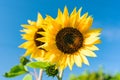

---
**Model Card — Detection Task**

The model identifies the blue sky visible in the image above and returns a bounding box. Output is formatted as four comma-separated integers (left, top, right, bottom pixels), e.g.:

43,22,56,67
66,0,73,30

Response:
0,0,120,80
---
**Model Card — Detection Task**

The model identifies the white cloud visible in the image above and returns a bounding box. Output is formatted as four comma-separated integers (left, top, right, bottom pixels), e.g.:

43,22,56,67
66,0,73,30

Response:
102,28,120,42
92,22,120,42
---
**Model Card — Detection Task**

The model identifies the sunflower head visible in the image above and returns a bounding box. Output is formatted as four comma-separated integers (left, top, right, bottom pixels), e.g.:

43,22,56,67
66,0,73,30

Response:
19,13,46,60
37,6,101,70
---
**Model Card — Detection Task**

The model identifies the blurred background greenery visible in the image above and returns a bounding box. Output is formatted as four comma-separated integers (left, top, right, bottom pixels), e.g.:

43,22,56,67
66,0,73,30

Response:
70,68,120,80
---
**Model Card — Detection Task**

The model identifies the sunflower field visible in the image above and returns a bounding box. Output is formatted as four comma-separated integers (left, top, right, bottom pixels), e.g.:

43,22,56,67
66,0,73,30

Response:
70,69,120,80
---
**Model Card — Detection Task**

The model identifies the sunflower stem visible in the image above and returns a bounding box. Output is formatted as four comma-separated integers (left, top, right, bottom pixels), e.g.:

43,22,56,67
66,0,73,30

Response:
57,70,63,80
57,76,62,80
29,72,37,80
34,69,38,80
30,59,39,80
38,69,43,80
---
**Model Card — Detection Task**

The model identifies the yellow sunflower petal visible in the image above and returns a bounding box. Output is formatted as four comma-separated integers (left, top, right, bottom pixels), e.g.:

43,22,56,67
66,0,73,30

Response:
36,37,45,42
21,24,32,29
80,49,97,57
46,15,54,21
37,13,43,26
37,32,46,36
28,20,36,25
56,9,63,24
21,34,34,40
67,55,74,70
57,9,63,18
70,7,76,17
84,36,100,45
80,54,89,65
85,45,99,51
94,39,101,44
23,50,31,56
69,12,77,27
19,41,34,49
59,54,67,71
20,28,36,34
74,7,82,27
45,52,58,64
63,6,69,17
69,7,78,27
88,28,102,33
63,6,69,27
23,47,36,56
20,29,27,32
81,12,88,19
74,53,82,67
48,19,62,32
80,16,93,33
77,12,89,32
31,49,44,58
84,28,102,38
77,7,82,18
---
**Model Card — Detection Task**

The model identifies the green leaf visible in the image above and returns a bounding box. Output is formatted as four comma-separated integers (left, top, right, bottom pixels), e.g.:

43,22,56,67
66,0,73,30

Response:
4,64,28,78
27,61,50,69
20,56,30,65
23,74,32,80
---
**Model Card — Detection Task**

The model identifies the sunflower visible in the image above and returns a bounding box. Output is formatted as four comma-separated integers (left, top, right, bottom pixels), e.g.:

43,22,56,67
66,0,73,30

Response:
19,13,45,59
37,7,102,70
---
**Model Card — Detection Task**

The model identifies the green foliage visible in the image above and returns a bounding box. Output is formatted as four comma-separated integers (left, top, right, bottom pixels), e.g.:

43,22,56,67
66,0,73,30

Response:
20,56,30,65
26,61,50,69
4,64,28,78
45,65,58,77
4,56,52,79
70,69,120,80
23,74,32,80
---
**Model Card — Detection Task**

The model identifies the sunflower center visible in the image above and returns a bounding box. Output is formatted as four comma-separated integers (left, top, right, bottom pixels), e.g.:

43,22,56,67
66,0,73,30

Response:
56,27,83,54
64,33,74,44
34,28,45,47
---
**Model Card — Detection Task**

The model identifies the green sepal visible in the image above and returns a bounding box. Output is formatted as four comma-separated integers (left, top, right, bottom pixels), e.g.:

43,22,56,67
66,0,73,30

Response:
20,56,30,65
26,61,50,69
4,64,28,78
45,65,58,77
23,74,32,80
